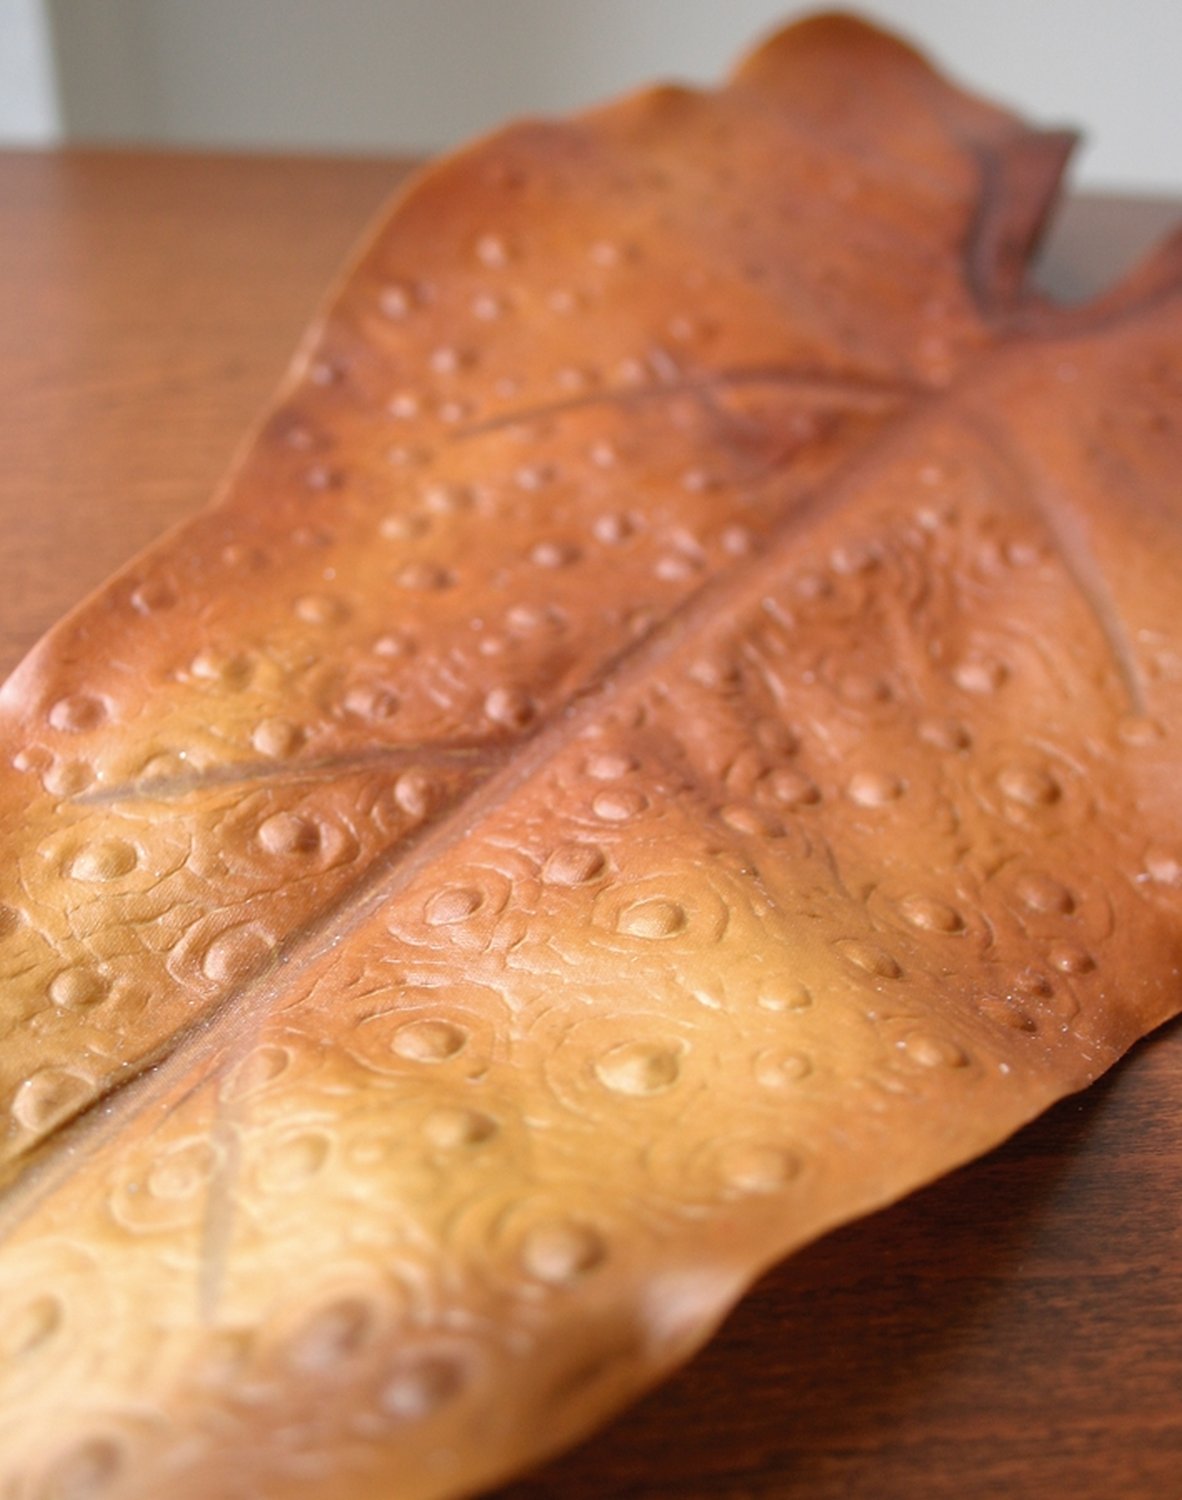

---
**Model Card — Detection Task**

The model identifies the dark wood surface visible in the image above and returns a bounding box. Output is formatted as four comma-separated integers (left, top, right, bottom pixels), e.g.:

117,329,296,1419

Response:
1,149,1179,1500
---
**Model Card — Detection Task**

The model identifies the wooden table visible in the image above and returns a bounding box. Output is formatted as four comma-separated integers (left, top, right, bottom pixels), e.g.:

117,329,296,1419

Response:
1,150,1179,1500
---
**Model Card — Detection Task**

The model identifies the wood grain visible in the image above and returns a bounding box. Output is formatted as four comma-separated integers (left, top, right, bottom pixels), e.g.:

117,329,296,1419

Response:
0,147,1178,1500
0,148,406,673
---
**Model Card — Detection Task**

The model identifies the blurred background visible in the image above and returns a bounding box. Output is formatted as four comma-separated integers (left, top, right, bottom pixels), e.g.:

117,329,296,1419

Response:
1,0,1179,193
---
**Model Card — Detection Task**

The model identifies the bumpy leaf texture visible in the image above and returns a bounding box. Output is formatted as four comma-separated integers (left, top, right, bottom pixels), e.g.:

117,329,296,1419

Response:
2,12,1181,1499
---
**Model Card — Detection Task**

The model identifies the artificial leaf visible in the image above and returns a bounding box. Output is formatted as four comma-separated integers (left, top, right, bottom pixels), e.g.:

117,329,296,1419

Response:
1,13,1181,1499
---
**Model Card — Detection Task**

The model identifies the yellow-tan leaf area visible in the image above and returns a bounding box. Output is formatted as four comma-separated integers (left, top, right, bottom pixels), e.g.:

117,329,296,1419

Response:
2,13,1182,1500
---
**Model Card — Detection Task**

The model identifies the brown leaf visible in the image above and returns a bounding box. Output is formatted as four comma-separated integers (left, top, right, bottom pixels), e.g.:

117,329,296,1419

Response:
1,13,1180,1499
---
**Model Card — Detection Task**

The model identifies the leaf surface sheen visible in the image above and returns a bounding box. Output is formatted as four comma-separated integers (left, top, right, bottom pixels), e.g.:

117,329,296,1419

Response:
1,14,1181,1499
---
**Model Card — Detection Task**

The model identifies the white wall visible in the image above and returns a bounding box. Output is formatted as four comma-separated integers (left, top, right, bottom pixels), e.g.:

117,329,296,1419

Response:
0,0,59,142
15,0,1182,192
